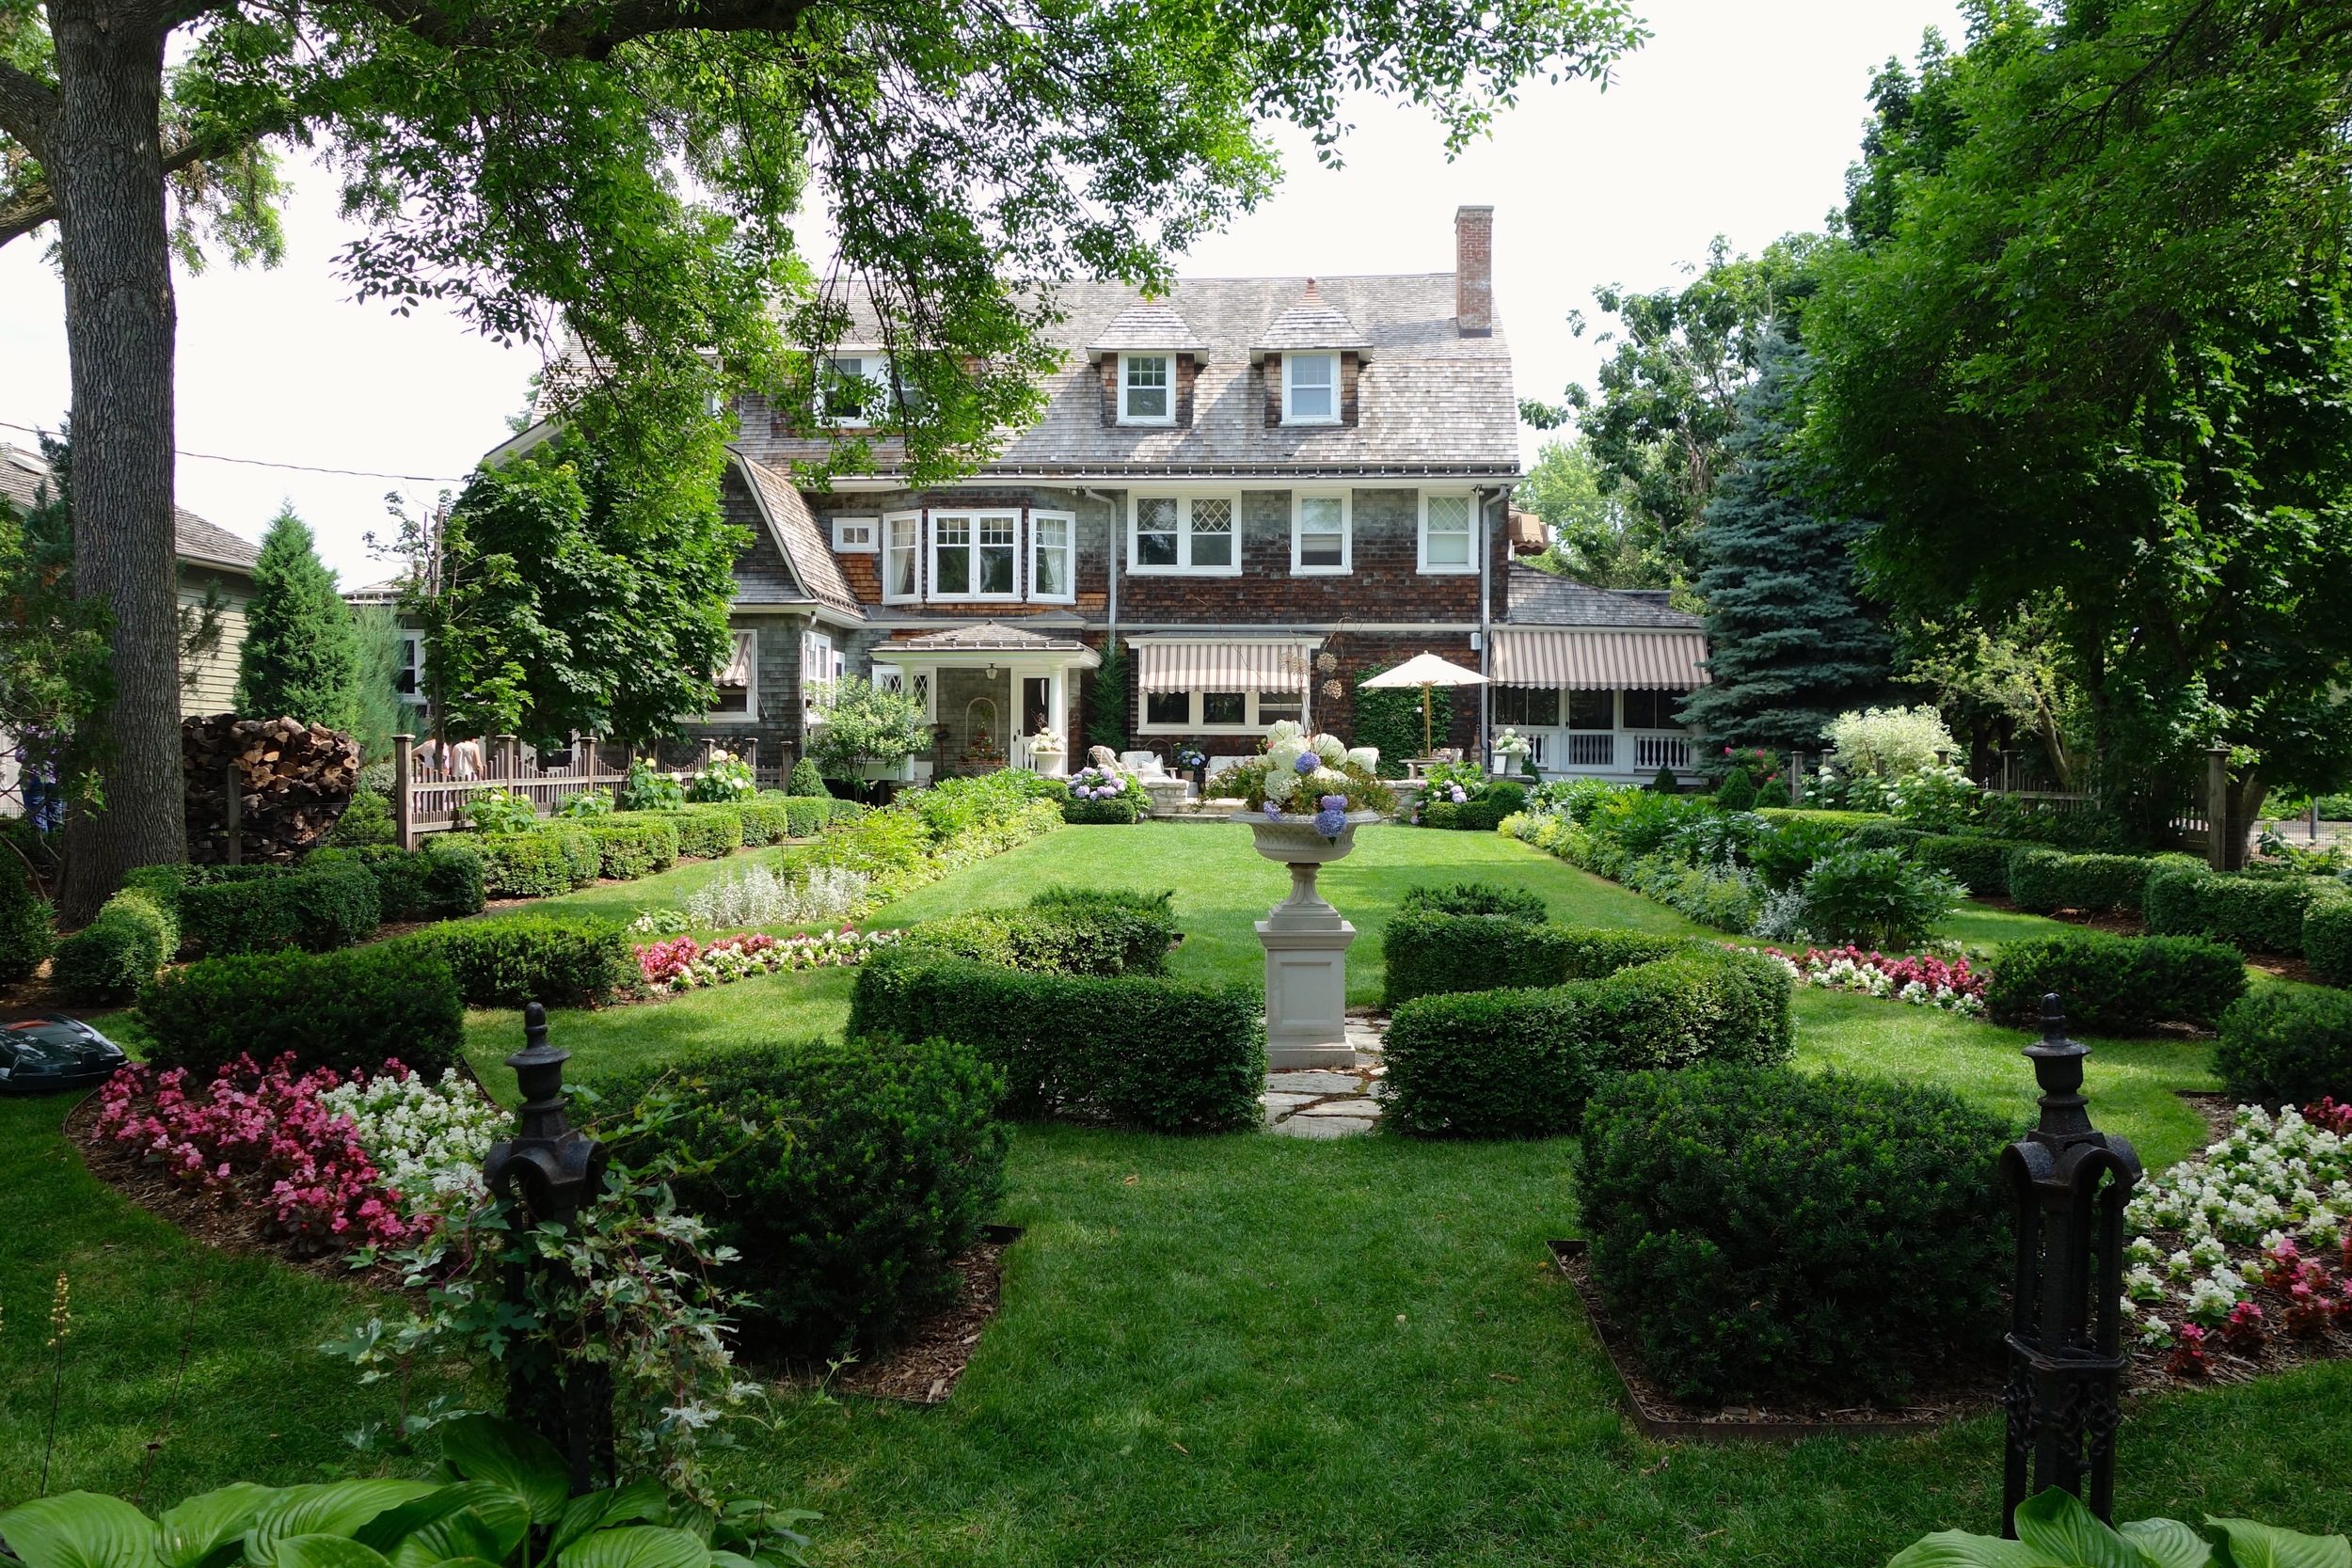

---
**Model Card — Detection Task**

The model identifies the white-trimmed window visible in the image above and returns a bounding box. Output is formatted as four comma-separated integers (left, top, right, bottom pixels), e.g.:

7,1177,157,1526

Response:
799,630,838,724
1129,493,1239,575
1029,510,1076,603
1420,492,1476,573
706,628,756,720
1292,492,1350,574
395,632,426,705
930,511,1019,600
819,356,881,426
1283,353,1339,424
1120,354,1174,424
831,515,877,552
881,513,920,602
871,661,935,721
1139,689,1307,734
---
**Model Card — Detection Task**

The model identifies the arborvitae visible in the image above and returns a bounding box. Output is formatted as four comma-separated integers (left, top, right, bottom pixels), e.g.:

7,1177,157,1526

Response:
787,757,829,797
236,507,362,731
1679,336,1891,759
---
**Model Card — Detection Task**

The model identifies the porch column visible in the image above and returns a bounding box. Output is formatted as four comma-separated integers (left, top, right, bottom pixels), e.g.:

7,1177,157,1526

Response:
1041,667,1069,778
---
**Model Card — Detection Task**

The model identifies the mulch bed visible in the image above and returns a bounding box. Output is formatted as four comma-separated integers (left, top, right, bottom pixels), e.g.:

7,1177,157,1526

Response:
1969,895,2144,938
769,1227,1024,1405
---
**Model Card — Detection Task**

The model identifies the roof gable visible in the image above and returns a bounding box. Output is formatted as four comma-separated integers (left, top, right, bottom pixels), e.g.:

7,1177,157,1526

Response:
1256,280,1370,354
0,444,260,573
731,453,863,619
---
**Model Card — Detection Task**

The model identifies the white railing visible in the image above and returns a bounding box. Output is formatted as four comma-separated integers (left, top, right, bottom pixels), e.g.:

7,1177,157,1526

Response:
396,735,758,847
1632,733,1691,772
1562,733,1614,768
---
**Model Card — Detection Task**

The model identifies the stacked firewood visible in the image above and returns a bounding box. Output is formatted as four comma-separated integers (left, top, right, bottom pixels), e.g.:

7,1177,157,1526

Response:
182,715,360,863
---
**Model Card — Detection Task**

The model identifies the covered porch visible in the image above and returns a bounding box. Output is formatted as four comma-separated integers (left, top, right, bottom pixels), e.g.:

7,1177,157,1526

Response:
1486,626,1709,781
867,621,1101,780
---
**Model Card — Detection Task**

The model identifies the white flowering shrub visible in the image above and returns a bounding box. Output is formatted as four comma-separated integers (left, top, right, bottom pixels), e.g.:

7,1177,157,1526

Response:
320,1067,505,1218
683,863,871,929
1823,705,1957,777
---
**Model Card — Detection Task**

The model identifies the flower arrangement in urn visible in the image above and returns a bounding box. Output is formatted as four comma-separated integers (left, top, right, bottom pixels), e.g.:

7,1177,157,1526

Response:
1211,721,1394,836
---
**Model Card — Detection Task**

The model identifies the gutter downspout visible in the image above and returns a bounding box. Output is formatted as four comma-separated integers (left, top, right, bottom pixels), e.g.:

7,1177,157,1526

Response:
1082,488,1121,741
1476,485,1501,766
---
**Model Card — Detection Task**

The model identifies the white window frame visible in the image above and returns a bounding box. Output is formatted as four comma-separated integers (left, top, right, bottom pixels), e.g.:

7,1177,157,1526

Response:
1118,353,1175,425
819,355,881,428
1418,490,1479,575
1137,688,1309,736
830,515,878,553
1028,509,1077,604
881,512,921,604
704,628,758,723
396,632,427,705
1126,492,1242,577
928,511,1021,602
1282,352,1340,425
1290,491,1351,575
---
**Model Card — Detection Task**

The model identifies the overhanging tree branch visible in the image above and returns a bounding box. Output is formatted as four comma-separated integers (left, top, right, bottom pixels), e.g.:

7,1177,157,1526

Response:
0,58,60,150
358,0,820,60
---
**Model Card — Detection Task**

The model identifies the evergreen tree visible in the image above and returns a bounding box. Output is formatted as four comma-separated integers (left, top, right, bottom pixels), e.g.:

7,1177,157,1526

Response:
1678,337,1890,761
236,508,362,732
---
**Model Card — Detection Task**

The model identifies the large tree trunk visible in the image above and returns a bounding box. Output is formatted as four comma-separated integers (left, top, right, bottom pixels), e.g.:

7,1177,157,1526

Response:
48,0,185,923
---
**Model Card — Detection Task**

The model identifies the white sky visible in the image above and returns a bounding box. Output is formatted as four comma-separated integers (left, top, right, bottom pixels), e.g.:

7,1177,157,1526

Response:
0,0,1960,585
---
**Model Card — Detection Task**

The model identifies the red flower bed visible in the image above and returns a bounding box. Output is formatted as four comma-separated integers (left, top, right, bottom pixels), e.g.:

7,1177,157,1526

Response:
93,1053,421,1256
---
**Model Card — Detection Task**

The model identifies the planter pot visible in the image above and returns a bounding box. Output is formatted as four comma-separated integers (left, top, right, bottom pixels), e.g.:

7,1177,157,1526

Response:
1232,811,1383,1069
1232,809,1385,865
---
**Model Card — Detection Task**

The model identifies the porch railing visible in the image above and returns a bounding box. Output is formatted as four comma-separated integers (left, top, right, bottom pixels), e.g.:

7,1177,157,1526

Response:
393,735,756,848
1561,733,1613,768
1632,733,1692,772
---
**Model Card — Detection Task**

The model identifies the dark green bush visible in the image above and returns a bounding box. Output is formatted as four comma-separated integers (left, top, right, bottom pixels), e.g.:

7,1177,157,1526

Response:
849,952,1262,1131
2307,897,2352,988
405,913,636,1007
538,824,602,888
2144,864,2328,954
610,1036,1008,1354
466,831,578,900
2215,988,2352,1106
787,757,829,797
625,806,743,860
2007,849,2161,915
0,852,53,984
310,841,486,922
782,796,859,838
326,789,397,847
1912,835,2036,898
1575,1065,2010,1403
1418,783,1526,832
1382,943,1794,1137
1747,814,1875,890
1396,880,1549,922
1798,847,1960,949
52,890,178,1001
1380,913,1686,1009
581,818,680,879
177,862,381,956
1714,769,1756,812
1849,821,1928,853
1985,931,2246,1031
140,943,463,1075
1060,790,1149,824
735,798,792,846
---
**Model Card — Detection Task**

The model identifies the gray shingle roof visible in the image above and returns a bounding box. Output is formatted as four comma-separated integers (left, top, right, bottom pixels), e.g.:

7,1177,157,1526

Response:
0,443,260,573
1086,300,1208,356
881,621,1093,654
731,452,863,618
735,272,1518,478
1502,562,1703,629
1256,280,1370,353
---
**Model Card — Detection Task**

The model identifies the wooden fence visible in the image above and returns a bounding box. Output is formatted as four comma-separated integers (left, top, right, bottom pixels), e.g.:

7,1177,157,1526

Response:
391,734,759,849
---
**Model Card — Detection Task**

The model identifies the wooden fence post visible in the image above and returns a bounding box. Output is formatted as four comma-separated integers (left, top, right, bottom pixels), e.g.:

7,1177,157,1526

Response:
2206,746,2232,871
1788,750,1804,808
394,734,416,851
223,761,242,865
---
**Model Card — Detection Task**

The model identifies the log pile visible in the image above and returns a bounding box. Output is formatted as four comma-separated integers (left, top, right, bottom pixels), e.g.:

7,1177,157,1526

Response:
183,715,360,863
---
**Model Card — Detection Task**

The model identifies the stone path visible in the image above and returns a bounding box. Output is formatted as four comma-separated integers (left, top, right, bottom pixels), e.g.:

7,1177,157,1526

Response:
1263,1013,1388,1137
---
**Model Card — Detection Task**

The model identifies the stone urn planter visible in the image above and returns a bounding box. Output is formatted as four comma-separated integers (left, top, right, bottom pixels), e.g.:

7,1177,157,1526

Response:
1233,810,1385,1069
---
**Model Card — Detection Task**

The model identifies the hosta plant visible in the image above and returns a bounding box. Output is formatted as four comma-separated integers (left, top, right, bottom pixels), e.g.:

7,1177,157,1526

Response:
1888,1484,2346,1568
0,1415,815,1568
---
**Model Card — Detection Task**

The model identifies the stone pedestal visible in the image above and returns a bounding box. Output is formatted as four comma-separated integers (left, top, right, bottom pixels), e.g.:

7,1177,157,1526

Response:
1258,862,1358,1069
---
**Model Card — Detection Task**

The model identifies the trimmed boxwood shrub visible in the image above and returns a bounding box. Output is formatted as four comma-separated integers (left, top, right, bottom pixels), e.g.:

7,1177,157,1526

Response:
1381,943,1794,1137
1985,931,2246,1031
2144,865,2330,955
581,818,679,880
465,831,577,900
1381,912,1687,1009
735,798,792,846
1912,835,2035,897
623,806,742,860
848,951,1262,1131
2008,849,2166,914
0,852,53,984
405,913,635,1007
52,890,178,1001
1060,790,1149,825
1419,783,1526,831
1754,808,1904,834
176,862,380,956
139,943,464,1075
902,888,1178,978
609,1036,1009,1354
2215,988,2352,1106
2307,896,2352,989
1397,881,1549,921
1575,1064,2010,1402
782,795,859,838
309,841,486,922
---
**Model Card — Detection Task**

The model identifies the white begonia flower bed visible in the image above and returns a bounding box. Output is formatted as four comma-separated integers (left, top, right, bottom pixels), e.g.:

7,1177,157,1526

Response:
320,1066,506,1219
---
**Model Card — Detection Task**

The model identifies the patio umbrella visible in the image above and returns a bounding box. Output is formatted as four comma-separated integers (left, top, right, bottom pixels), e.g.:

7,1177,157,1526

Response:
1359,652,1489,760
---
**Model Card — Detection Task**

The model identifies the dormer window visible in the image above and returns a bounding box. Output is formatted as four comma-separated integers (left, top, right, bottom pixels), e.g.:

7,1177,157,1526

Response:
1284,353,1339,424
819,356,879,426
1120,355,1173,424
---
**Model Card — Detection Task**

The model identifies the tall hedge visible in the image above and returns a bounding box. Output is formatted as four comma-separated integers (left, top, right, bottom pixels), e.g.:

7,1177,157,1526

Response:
176,863,381,956
2007,849,2166,915
2144,866,2334,955
848,951,1262,1132
2307,897,2352,989
609,1037,1009,1354
140,943,464,1076
1576,1065,2010,1402
1984,931,2246,1032
0,852,53,984
1381,943,1794,1137
309,841,486,922
2214,989,2352,1107
1911,835,2034,898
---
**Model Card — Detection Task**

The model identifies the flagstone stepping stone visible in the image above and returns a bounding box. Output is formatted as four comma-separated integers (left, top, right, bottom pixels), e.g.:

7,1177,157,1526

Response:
1265,1069,1365,1096
1297,1098,1381,1117
1272,1113,1376,1138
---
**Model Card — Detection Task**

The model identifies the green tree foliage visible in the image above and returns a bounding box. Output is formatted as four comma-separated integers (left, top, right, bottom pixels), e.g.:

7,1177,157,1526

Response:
1677,336,1890,759
1085,644,1131,752
236,507,361,731
1352,664,1451,777
0,434,109,808
350,604,418,764
1523,235,1827,577
1517,436,1675,591
407,437,740,748
809,679,934,778
1808,1,2352,861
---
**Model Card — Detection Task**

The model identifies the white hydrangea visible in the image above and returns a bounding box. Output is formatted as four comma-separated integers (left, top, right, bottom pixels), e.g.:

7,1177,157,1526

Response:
1263,768,1299,805
1310,733,1346,766
1263,721,1304,748
1266,739,1308,777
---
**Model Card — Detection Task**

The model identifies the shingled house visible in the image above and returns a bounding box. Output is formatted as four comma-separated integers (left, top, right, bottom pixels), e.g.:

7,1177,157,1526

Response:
492,207,1709,783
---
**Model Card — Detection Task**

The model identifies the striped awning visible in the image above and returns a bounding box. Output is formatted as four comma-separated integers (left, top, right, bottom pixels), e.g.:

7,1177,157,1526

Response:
1489,629,1710,689
1134,639,1316,693
717,629,755,688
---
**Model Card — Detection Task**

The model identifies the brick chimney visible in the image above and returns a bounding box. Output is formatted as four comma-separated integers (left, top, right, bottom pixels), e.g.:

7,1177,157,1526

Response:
1455,205,1494,337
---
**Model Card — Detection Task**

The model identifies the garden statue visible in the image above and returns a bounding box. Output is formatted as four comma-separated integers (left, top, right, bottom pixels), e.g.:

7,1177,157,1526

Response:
1221,723,1396,1068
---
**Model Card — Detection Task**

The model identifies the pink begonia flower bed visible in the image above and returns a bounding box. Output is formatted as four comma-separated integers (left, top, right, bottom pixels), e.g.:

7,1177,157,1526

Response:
93,1053,425,1257
633,926,900,992
1740,942,1988,1016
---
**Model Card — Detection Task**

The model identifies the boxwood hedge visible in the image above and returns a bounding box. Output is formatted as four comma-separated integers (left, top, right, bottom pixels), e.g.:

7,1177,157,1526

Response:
2215,988,2352,1106
405,912,636,1007
1381,911,1685,1009
2144,865,2337,956
2007,849,2169,915
580,818,680,880
1912,835,2036,898
1984,930,2246,1031
2307,896,2352,989
140,942,464,1076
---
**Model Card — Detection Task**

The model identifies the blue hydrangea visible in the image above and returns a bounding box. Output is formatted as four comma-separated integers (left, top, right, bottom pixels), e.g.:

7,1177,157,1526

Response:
1263,801,1282,820
1312,807,1347,836
1294,752,1319,775
1318,794,1345,812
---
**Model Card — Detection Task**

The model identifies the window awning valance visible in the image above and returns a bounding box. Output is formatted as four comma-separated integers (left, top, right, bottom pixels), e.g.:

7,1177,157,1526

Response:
717,629,756,688
1489,629,1710,690
1133,639,1317,693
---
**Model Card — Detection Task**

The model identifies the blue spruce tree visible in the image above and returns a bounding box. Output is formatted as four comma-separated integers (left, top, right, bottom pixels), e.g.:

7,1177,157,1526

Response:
1678,335,1892,757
